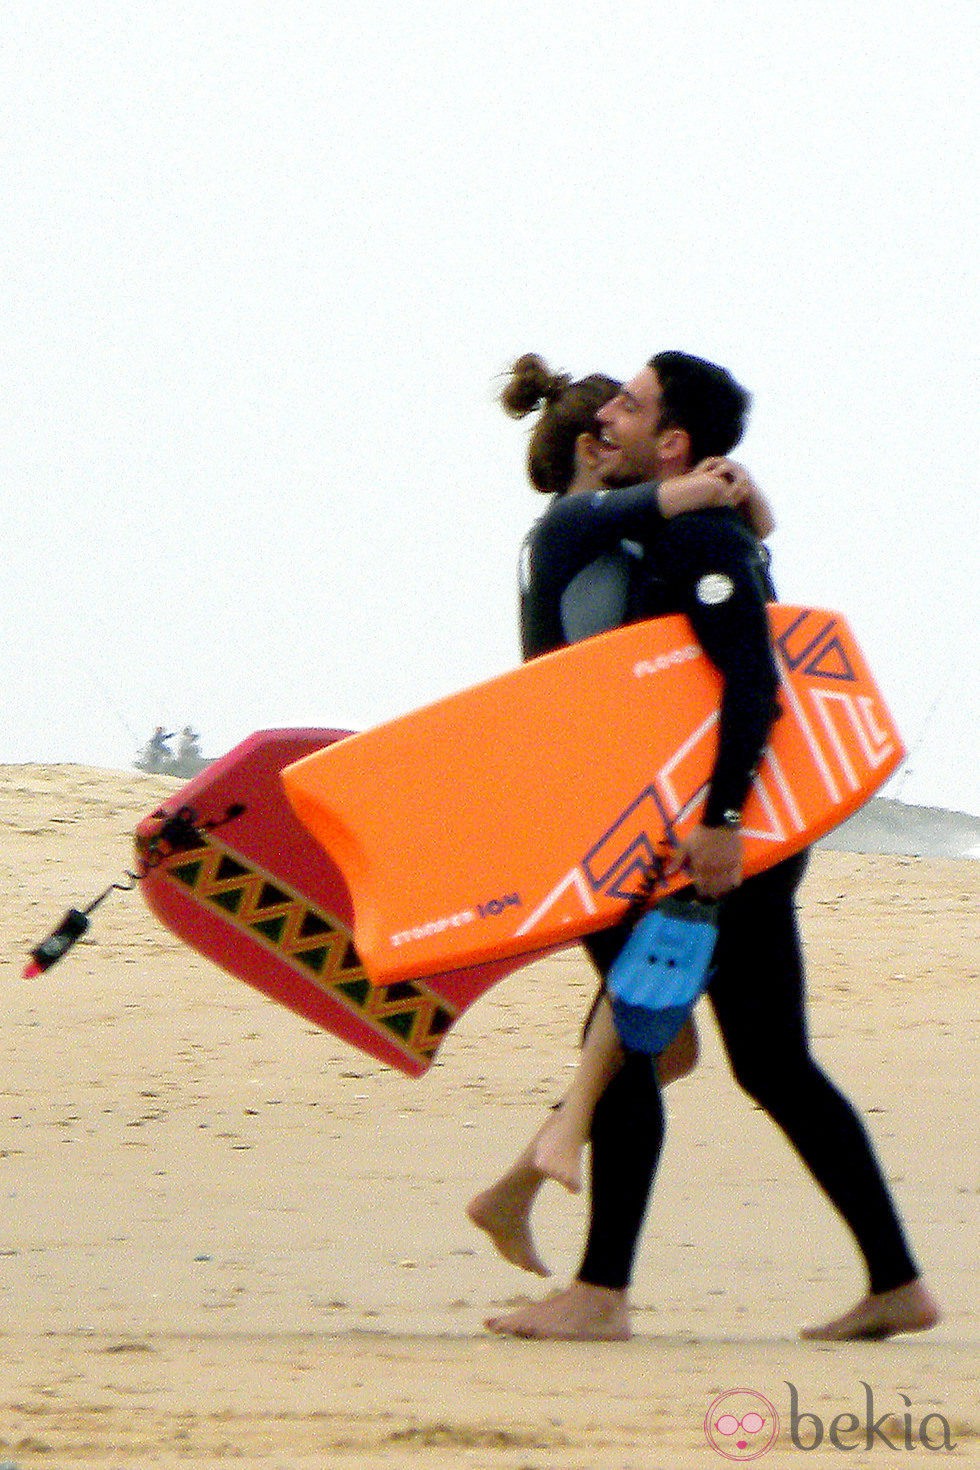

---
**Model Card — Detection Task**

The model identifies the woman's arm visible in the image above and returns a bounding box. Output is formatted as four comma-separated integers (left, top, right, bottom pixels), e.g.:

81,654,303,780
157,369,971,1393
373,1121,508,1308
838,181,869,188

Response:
660,458,775,538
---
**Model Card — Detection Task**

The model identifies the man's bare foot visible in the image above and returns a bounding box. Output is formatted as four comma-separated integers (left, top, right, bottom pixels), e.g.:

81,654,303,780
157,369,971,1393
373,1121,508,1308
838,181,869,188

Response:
532,1109,585,1194
466,1169,551,1278
800,1280,941,1341
485,1280,630,1340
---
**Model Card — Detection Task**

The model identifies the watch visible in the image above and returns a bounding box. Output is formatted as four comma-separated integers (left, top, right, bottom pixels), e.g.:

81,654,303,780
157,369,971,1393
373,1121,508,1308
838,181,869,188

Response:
714,808,742,829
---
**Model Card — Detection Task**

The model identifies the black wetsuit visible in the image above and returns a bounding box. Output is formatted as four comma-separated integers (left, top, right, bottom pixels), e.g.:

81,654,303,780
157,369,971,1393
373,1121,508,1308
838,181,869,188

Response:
520,486,919,1296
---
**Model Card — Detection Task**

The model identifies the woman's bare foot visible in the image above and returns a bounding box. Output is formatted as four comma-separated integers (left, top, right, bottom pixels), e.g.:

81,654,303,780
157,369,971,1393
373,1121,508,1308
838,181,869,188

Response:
800,1280,941,1341
486,1280,630,1340
466,1160,551,1277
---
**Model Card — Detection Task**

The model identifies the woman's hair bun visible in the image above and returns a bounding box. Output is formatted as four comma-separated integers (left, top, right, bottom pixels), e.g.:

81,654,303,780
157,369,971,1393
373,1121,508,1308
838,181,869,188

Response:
500,353,571,418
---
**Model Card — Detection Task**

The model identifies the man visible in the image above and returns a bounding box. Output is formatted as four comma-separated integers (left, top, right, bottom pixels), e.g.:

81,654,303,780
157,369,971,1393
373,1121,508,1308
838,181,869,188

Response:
486,352,939,1342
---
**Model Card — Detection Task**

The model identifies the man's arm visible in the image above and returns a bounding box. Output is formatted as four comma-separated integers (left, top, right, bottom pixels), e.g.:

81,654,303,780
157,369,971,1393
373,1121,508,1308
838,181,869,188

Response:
653,511,780,897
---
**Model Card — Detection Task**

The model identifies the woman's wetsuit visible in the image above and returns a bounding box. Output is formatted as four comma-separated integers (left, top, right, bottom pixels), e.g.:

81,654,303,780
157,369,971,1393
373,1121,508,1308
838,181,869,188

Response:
520,486,920,1296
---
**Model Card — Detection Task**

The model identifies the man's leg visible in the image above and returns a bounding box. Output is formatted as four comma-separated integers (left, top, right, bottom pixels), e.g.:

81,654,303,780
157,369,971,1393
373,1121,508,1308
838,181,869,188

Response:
709,853,939,1339
486,1050,663,1339
468,1008,695,1278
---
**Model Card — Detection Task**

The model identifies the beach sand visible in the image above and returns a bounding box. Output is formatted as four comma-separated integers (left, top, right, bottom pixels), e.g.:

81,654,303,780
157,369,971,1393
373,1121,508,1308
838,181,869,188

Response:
1,764,977,1467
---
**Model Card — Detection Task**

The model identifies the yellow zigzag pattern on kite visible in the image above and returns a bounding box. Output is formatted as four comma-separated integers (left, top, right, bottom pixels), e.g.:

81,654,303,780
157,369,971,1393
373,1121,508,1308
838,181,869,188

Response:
156,835,457,1064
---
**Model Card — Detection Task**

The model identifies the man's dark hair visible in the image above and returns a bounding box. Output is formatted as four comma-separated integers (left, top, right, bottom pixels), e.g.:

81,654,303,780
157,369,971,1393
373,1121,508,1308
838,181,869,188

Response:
650,350,751,463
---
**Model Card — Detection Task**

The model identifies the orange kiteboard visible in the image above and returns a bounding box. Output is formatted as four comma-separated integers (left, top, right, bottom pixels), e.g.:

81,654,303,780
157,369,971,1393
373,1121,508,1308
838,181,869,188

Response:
282,606,904,986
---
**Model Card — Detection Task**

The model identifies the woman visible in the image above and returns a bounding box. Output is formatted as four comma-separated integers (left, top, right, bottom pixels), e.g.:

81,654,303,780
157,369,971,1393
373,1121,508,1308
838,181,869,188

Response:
467,354,773,1277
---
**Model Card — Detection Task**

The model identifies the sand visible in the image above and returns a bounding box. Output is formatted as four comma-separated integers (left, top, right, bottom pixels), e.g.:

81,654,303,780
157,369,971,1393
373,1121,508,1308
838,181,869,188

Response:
1,763,977,1468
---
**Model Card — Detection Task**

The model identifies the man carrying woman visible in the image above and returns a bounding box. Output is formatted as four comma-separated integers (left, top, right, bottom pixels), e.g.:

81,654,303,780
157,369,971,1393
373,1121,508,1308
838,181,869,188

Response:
470,350,939,1344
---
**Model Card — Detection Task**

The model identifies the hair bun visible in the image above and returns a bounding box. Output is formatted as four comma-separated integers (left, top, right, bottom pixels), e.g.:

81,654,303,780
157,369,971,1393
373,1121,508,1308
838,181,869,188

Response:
500,353,571,418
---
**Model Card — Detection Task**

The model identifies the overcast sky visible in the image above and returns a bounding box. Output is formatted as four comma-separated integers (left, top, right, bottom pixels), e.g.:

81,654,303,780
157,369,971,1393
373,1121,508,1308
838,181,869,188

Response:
1,2,977,814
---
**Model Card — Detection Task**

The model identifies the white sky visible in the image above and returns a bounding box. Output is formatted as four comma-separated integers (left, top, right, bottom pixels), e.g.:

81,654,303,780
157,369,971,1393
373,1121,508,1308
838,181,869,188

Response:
1,2,977,814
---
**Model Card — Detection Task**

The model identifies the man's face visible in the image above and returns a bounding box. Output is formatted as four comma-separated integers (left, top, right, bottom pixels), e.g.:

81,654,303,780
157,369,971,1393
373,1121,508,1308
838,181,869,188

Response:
595,366,668,486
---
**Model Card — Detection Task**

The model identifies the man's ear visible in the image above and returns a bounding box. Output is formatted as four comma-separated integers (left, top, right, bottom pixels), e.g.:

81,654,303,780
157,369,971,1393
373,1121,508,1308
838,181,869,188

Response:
656,425,691,473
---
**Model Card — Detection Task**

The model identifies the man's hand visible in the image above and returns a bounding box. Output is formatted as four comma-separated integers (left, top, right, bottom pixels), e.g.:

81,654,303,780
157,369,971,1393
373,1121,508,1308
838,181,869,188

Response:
666,823,744,899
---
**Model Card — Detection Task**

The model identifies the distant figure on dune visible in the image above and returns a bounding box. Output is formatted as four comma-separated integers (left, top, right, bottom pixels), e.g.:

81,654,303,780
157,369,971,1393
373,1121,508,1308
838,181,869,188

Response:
136,725,209,778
